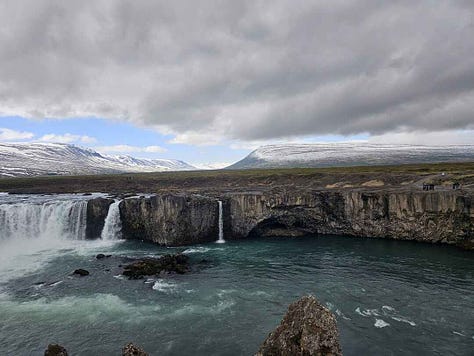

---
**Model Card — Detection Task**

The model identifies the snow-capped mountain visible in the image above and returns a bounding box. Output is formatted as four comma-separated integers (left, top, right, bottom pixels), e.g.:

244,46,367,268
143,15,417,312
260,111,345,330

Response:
0,143,195,177
228,143,474,169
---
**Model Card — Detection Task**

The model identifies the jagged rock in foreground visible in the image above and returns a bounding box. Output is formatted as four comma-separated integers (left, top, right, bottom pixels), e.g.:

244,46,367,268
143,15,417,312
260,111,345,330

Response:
122,342,148,356
44,344,68,356
256,296,342,356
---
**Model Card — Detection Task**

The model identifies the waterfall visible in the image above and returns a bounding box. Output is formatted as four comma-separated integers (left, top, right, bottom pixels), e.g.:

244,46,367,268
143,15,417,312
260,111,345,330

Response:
0,199,88,241
101,200,122,240
216,200,225,243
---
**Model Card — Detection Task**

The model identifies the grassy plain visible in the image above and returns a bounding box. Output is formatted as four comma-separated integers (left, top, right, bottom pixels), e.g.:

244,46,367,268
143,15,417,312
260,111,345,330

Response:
0,161,473,194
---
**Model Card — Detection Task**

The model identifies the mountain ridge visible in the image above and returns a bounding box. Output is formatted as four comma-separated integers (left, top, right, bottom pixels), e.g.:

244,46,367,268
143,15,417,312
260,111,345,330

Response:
228,143,474,169
0,142,195,177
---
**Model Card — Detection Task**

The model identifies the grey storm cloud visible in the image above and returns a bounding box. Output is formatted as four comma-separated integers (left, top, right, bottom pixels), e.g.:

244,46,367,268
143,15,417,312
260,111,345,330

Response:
0,0,473,144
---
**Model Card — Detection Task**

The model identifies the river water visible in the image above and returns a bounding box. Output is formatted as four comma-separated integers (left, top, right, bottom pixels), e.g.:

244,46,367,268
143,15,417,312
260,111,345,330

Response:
0,195,473,355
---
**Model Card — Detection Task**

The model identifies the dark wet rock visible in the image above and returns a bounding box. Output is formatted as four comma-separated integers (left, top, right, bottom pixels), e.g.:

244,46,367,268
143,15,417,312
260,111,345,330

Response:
72,269,89,276
122,342,148,356
120,194,219,246
86,197,114,239
44,344,68,356
122,254,190,279
82,192,92,196
256,295,342,356
96,253,106,259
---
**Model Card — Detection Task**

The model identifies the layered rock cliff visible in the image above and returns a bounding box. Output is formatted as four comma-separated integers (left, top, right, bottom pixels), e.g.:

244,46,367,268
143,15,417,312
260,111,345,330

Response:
95,190,473,249
119,195,219,246
227,190,473,248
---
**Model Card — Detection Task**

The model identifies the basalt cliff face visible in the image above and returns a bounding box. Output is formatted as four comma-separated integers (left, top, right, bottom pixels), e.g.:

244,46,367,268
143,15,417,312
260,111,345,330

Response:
119,195,219,246
86,190,473,249
86,197,114,239
225,190,473,248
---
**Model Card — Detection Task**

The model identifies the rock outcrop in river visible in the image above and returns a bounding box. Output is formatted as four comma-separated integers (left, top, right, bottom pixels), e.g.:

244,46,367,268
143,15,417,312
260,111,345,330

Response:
256,295,342,356
87,189,473,249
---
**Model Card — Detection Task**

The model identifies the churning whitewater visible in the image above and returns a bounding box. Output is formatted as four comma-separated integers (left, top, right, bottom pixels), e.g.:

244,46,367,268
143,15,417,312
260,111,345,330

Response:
0,195,88,241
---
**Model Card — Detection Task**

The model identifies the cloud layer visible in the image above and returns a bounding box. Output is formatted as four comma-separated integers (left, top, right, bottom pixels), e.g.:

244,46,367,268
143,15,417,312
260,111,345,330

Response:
0,0,473,144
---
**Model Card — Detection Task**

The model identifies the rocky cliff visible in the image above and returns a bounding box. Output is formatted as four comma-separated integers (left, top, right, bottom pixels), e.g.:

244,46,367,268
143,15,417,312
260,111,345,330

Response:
226,190,473,249
86,197,114,239
104,190,473,249
119,194,219,246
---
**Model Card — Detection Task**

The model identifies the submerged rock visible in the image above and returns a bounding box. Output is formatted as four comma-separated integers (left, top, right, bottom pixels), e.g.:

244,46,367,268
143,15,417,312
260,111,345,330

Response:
96,253,106,259
122,254,189,279
72,269,90,276
256,295,342,356
44,344,68,356
122,342,148,356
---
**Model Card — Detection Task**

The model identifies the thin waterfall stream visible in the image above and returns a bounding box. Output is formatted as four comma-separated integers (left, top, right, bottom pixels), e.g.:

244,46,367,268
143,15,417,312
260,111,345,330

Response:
216,200,225,243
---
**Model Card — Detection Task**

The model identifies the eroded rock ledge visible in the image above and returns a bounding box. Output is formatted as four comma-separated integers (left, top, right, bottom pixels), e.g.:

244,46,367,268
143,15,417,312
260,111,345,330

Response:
86,189,473,248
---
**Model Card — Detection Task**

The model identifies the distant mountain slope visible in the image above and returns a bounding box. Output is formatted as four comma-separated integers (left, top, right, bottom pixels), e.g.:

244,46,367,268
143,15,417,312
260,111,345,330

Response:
0,143,195,177
228,143,474,169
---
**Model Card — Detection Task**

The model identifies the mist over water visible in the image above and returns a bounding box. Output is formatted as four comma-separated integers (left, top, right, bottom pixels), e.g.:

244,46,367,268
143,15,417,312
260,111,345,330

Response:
0,195,473,355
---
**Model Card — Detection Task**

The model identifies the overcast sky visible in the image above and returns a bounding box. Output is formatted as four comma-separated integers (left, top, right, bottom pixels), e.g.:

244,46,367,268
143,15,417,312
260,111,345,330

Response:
0,0,473,164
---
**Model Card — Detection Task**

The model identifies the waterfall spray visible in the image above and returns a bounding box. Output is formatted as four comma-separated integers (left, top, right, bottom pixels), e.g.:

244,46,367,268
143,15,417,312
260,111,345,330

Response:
216,200,225,243
101,200,122,240
0,199,88,241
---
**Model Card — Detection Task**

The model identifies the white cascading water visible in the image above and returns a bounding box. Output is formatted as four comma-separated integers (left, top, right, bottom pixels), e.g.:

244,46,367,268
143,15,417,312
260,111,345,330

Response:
216,200,225,243
101,200,122,240
0,199,88,241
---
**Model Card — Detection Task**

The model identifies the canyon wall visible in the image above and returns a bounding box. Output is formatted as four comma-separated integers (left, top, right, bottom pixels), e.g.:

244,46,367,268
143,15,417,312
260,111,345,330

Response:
225,190,473,249
86,190,473,248
119,194,219,246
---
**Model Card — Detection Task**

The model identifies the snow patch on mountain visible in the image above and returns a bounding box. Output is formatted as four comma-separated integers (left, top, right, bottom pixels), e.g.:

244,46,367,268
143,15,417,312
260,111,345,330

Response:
0,143,195,177
228,143,474,169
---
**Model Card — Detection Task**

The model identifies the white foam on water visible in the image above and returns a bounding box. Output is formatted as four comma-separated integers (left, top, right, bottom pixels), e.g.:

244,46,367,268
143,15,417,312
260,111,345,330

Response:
374,319,390,328
182,247,211,254
355,307,380,317
152,279,177,293
49,281,63,287
391,316,416,326
382,305,416,326
0,293,162,324
170,299,235,318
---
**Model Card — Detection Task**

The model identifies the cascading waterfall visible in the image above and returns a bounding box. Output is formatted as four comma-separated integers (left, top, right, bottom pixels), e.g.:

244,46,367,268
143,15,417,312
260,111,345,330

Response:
0,199,88,241
216,200,225,243
101,200,122,240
